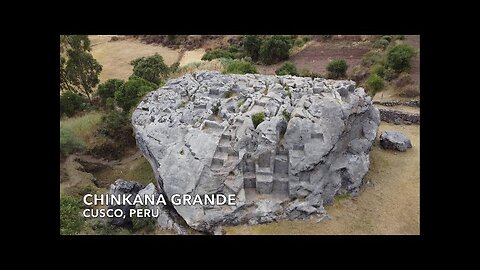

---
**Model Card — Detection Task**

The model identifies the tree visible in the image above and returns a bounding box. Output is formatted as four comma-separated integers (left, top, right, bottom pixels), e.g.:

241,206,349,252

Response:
259,36,292,65
131,53,169,85
60,35,102,102
243,35,262,61
96,79,124,106
114,76,157,112
60,90,89,117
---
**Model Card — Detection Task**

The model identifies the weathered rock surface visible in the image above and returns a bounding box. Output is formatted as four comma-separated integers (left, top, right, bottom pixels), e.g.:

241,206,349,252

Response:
380,131,412,152
132,71,380,232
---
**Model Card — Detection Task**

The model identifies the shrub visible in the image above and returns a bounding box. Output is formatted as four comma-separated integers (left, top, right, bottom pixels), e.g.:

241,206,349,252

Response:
60,91,89,117
282,110,291,122
394,73,413,88
96,79,124,106
223,90,236,98
383,67,398,81
115,76,157,112
169,62,180,73
302,35,312,42
202,45,243,61
60,194,85,235
285,86,292,99
326,59,348,79
299,68,321,78
373,38,390,49
361,51,384,67
259,35,293,65
371,64,385,78
131,53,169,84
252,112,265,129
60,128,84,157
386,44,415,72
98,111,133,144
294,38,306,47
243,35,262,61
396,35,406,40
275,62,298,76
366,74,385,95
381,35,393,42
223,59,257,74
399,84,420,98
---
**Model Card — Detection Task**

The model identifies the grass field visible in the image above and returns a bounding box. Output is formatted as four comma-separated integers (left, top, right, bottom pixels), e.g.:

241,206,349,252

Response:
60,111,104,147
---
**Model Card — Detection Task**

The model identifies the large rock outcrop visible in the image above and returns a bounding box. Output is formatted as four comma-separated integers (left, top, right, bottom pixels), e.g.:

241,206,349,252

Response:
132,71,380,232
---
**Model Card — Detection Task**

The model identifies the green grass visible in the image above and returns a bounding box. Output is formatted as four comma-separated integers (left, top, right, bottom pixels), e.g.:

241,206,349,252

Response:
60,111,104,147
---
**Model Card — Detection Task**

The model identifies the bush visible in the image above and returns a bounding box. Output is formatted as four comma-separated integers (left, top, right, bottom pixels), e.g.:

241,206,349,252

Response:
394,73,413,88
275,62,298,76
386,44,415,72
361,51,384,67
259,35,293,65
60,128,84,157
98,111,133,144
371,64,385,78
243,35,262,61
169,62,180,73
202,45,244,61
96,79,124,106
252,112,265,129
60,194,85,235
131,53,170,85
326,59,348,79
115,76,157,112
60,91,89,117
383,67,398,81
223,59,257,74
399,84,420,98
373,38,390,49
282,110,291,122
381,35,393,42
366,74,385,95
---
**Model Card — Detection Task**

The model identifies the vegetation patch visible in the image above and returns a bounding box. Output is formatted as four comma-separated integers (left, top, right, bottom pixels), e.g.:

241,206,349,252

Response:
252,112,266,129
275,61,298,76
60,194,85,235
327,59,348,79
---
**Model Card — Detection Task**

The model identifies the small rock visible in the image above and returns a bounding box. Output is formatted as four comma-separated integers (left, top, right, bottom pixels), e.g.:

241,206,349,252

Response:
380,131,412,152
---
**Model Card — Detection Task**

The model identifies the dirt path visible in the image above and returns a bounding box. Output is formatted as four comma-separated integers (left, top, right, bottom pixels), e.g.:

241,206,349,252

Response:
224,122,420,235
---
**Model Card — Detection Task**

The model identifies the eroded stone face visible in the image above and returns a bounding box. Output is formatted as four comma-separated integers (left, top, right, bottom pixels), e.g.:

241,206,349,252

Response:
132,71,380,232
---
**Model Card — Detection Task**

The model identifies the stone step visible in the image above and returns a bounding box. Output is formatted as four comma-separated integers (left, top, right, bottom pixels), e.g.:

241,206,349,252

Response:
211,157,225,168
274,155,289,175
256,174,273,194
221,133,232,141
273,176,289,194
243,172,256,188
292,144,304,151
256,166,272,175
